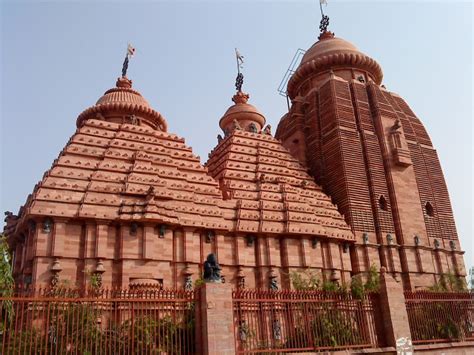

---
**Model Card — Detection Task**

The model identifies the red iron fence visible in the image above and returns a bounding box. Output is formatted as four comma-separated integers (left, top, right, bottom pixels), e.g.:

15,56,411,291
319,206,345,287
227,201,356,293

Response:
232,289,380,354
405,290,474,344
0,286,196,355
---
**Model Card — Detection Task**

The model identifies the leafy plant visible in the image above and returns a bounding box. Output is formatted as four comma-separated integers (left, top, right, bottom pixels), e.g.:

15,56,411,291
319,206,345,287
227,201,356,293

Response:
429,272,467,292
350,265,380,299
290,269,321,291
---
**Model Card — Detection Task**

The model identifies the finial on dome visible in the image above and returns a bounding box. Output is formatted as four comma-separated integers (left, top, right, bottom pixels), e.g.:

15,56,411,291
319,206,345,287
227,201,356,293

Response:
121,43,136,78
232,91,249,104
318,0,331,39
116,76,132,88
235,48,245,92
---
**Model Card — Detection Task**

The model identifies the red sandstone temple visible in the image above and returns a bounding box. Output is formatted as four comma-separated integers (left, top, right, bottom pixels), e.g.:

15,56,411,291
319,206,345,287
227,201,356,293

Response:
3,30,466,292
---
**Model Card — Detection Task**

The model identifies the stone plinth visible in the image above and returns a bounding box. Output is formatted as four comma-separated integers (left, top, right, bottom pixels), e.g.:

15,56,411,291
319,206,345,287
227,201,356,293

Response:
198,282,235,355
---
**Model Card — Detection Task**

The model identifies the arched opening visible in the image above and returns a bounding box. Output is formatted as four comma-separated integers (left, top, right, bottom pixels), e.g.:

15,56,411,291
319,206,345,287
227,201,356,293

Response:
378,195,388,211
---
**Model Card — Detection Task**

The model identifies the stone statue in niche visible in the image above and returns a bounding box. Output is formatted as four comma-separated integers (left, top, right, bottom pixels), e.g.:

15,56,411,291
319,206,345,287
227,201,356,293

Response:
269,275,278,291
233,119,242,131
248,123,258,133
263,124,272,135
203,253,222,282
129,115,138,125
392,119,401,131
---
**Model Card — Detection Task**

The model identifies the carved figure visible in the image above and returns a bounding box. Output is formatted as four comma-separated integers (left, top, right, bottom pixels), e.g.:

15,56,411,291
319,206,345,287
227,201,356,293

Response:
273,319,282,340
270,276,278,291
203,253,221,282
263,124,272,135
184,275,193,291
129,115,138,125
248,123,258,133
233,119,242,131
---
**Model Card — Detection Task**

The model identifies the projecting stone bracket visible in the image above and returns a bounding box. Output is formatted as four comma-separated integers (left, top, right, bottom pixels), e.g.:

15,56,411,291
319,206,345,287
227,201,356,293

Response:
392,147,412,166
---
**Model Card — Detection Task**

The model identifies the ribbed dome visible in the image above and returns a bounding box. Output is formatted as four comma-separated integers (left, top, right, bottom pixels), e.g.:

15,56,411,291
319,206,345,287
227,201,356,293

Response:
301,33,360,65
76,77,167,131
219,91,266,134
287,31,383,98
96,87,150,107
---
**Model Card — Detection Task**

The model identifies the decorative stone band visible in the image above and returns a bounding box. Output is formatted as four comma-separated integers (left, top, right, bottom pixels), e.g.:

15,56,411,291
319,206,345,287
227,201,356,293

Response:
76,100,167,132
287,52,383,99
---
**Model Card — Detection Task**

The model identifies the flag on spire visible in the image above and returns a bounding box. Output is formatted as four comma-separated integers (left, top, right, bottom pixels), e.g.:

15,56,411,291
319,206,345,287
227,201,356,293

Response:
122,43,136,78
235,48,244,69
127,43,136,57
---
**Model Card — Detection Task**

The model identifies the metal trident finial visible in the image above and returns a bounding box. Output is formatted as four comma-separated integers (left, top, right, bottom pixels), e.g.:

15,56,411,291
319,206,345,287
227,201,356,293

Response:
235,48,245,92
319,0,330,33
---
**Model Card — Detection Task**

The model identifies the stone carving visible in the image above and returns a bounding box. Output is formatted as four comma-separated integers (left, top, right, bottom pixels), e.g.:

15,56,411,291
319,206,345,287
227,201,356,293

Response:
270,276,278,291
203,253,221,282
387,234,393,245
184,275,193,291
233,119,242,131
450,240,456,250
248,123,258,133
129,115,138,125
272,319,282,340
43,218,53,233
263,124,272,135
238,277,245,289
217,134,223,143
239,320,249,342
392,119,402,131
363,233,369,244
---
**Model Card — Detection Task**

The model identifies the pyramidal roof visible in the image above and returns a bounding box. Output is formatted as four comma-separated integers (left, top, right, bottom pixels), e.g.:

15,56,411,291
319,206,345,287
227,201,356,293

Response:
8,79,237,233
18,118,234,229
206,93,354,241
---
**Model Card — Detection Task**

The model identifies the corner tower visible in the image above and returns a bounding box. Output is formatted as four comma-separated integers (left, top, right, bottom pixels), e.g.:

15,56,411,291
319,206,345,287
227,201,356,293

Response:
275,29,465,289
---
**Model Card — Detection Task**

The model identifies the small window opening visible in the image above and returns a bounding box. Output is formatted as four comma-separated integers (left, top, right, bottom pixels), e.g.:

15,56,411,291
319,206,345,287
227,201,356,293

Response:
378,195,388,211
292,139,299,144
425,202,434,217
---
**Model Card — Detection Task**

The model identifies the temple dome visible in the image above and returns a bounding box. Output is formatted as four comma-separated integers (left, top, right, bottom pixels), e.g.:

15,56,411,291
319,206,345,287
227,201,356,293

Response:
287,31,383,98
219,91,266,134
76,77,167,131
301,33,360,64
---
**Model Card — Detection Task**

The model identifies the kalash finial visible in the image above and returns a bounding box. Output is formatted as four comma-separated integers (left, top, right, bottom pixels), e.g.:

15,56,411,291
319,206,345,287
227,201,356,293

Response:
121,43,136,78
235,48,245,92
318,0,331,37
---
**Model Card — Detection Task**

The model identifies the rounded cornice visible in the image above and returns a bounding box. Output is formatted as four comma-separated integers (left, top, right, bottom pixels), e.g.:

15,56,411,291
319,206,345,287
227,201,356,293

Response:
76,77,168,131
287,32,383,98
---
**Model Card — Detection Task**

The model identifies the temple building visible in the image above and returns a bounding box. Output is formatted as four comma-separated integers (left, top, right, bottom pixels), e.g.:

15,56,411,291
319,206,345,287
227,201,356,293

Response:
3,26,466,291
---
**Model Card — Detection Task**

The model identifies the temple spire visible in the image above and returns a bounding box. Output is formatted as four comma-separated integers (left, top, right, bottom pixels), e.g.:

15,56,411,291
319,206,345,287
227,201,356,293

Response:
235,48,244,92
121,43,136,78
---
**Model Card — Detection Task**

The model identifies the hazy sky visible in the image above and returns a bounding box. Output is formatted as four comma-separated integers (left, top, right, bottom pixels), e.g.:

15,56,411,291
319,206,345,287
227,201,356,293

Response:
1,1,472,273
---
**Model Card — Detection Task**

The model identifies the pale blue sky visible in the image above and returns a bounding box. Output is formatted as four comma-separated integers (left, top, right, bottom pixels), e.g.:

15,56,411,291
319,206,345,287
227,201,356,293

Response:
1,1,472,272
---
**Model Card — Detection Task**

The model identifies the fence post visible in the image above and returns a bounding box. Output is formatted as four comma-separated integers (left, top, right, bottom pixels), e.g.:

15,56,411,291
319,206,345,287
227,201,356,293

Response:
378,266,412,348
198,282,235,355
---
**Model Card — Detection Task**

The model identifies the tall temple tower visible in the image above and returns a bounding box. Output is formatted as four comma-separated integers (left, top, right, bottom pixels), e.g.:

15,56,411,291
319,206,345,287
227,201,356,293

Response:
275,29,465,289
